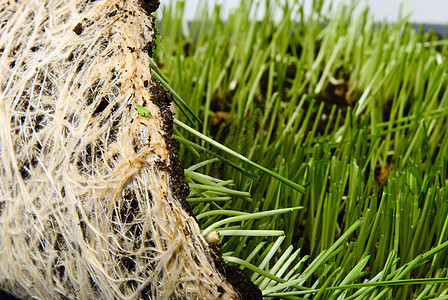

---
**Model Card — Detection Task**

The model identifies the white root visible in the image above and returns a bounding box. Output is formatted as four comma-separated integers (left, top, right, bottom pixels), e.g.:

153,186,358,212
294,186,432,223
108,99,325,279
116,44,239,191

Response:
0,1,238,299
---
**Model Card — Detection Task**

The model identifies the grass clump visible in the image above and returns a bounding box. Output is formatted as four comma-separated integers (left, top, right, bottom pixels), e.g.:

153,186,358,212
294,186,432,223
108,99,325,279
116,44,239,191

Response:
155,0,448,298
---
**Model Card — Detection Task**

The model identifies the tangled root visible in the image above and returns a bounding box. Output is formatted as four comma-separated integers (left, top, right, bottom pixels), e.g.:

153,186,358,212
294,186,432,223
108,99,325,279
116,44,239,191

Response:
0,1,249,299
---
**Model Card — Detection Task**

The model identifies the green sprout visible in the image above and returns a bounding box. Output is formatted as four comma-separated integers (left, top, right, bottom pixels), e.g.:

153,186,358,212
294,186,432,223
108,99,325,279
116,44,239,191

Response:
136,104,151,117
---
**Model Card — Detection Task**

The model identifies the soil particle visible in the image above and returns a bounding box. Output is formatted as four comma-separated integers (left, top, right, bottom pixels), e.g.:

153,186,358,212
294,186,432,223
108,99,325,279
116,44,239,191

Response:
92,97,109,116
142,16,158,57
138,0,160,15
375,163,394,185
73,23,83,35
212,111,232,128
67,51,74,62
0,289,20,300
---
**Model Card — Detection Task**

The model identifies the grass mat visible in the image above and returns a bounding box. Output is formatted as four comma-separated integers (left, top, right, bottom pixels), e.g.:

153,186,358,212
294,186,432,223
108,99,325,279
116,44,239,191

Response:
155,0,448,298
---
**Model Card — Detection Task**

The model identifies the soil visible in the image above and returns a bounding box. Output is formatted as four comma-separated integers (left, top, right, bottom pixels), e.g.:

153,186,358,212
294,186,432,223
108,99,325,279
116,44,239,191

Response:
208,62,357,151
148,77,193,217
209,243,262,300
0,289,18,300
138,0,160,15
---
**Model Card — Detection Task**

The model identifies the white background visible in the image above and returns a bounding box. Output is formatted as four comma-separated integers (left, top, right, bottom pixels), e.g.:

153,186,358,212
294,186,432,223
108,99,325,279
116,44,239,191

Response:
163,0,448,24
